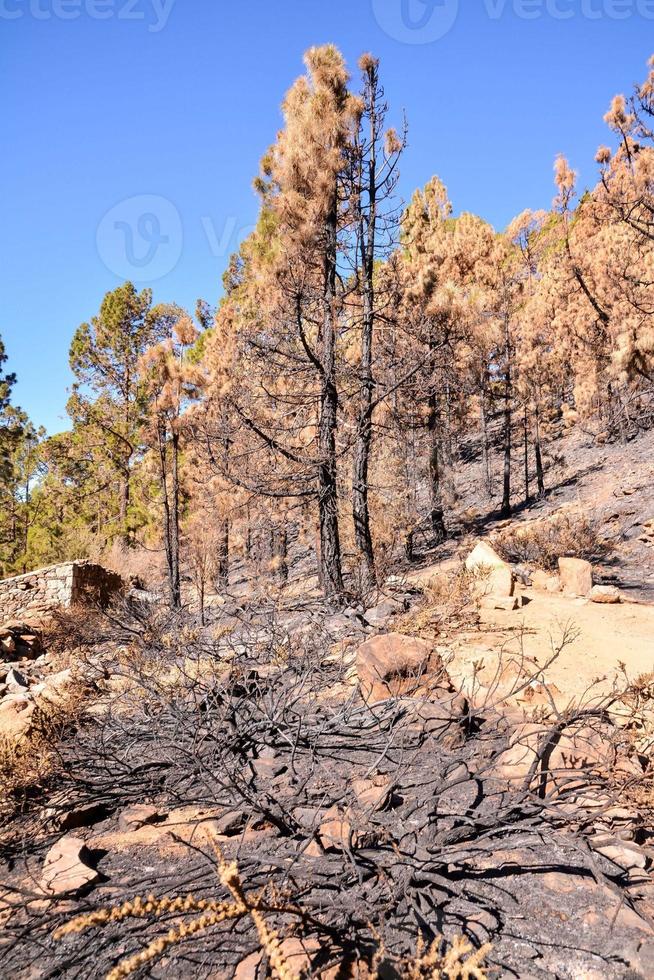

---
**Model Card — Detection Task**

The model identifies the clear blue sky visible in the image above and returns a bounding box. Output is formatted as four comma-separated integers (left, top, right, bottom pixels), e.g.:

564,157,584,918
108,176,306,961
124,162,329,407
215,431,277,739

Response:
2,0,651,434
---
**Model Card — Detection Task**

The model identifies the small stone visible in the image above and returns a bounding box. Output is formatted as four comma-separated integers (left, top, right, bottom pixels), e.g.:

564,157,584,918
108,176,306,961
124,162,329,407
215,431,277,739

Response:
351,776,391,812
317,808,356,851
5,668,28,691
364,599,405,628
118,804,161,832
40,836,99,895
59,803,110,831
591,585,622,604
591,838,647,871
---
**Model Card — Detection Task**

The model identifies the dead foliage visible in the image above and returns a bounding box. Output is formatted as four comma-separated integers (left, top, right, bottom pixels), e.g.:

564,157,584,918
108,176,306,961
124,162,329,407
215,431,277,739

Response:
493,509,612,570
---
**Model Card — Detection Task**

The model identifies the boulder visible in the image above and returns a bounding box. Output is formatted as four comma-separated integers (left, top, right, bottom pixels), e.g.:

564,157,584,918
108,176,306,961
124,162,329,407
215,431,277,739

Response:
356,633,446,702
40,836,99,895
465,542,514,597
558,557,593,597
591,585,622,605
0,695,34,739
466,540,509,572
37,668,76,706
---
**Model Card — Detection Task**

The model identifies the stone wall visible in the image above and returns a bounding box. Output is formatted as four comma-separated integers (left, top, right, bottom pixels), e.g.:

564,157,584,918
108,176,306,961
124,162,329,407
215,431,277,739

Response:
0,561,124,623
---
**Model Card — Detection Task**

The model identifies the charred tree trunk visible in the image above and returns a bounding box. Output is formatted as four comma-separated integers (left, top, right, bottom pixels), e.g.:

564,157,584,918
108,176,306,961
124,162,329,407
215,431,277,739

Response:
480,391,492,496
169,430,181,608
158,422,181,609
352,106,378,590
524,404,530,505
318,201,344,601
535,405,545,497
217,517,229,587
119,469,131,546
427,367,446,543
217,432,230,587
501,318,512,519
404,527,415,563
273,525,288,583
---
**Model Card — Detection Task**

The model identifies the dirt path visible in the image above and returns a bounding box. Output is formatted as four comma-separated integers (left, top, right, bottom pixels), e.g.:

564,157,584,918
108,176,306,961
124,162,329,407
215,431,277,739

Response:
447,588,654,705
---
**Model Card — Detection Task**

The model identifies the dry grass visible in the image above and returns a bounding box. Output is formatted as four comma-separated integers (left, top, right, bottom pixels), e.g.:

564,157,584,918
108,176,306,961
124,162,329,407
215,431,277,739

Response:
493,509,612,570
0,679,86,822
395,567,480,639
95,540,164,591
374,933,491,979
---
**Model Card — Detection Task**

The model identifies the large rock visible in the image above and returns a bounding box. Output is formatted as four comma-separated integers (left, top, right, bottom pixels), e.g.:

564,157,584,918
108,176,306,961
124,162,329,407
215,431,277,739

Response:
558,557,593,597
591,836,648,872
356,633,447,702
0,695,34,739
466,541,514,597
40,836,99,895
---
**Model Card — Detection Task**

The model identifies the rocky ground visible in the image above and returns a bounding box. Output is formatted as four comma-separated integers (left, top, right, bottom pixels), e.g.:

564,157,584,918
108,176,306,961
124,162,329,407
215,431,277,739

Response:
1,426,654,979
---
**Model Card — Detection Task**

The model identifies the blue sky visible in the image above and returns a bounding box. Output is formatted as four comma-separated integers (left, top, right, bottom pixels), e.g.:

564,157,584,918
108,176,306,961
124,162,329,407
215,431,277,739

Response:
1,0,651,434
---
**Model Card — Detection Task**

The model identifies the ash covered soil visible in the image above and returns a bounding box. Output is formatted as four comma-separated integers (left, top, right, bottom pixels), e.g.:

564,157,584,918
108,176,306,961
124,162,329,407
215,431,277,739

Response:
1,425,654,979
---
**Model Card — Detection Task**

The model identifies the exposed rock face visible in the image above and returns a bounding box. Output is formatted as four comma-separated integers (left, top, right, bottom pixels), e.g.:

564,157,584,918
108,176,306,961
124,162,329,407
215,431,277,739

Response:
558,557,593,597
356,632,448,702
40,836,99,895
0,561,123,623
466,541,515,597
